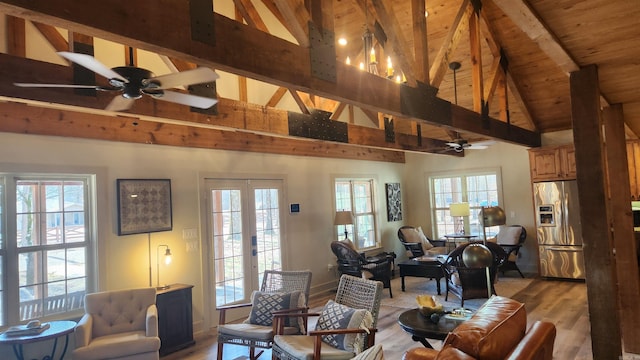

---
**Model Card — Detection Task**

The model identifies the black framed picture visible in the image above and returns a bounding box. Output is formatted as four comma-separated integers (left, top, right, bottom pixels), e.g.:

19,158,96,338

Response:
117,179,173,235
385,183,402,221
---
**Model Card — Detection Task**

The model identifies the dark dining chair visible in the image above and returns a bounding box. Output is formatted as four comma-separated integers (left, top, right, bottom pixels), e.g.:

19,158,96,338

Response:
330,240,393,298
442,241,507,307
496,225,527,278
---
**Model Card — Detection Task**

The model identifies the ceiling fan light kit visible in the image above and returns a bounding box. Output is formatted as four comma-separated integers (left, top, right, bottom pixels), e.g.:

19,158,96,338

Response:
14,51,219,112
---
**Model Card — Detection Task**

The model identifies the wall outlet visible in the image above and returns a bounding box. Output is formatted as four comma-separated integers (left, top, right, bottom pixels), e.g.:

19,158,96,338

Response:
327,263,335,272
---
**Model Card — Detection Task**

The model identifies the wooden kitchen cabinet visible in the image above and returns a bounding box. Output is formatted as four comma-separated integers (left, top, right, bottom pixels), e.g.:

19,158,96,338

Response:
156,284,195,356
528,145,576,182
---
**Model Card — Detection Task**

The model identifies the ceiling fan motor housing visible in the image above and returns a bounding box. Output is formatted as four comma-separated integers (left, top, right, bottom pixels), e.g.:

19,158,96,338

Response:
111,66,157,100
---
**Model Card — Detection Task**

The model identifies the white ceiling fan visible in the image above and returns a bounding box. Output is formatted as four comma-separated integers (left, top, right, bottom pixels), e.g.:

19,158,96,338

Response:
445,138,496,152
14,51,219,112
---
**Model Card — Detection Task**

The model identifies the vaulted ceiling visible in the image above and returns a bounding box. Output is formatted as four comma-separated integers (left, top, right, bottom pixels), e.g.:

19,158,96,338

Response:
0,0,638,161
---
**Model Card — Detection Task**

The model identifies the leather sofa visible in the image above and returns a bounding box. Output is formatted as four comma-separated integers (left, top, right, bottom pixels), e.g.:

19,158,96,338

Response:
402,296,556,360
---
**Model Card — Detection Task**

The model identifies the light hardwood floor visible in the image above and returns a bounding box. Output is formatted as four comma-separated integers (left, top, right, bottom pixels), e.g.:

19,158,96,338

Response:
163,276,637,360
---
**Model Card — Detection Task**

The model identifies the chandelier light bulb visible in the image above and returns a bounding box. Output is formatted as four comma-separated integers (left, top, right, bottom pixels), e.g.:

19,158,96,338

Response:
346,56,351,65
338,38,347,46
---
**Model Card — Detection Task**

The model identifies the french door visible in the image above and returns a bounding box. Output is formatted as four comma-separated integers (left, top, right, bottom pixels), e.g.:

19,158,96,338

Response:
205,179,284,314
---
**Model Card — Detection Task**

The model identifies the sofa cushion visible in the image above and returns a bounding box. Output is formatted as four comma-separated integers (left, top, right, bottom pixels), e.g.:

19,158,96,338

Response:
443,296,527,359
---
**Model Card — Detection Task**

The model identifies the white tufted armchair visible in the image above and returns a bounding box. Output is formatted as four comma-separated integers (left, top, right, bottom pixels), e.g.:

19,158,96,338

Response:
72,288,161,360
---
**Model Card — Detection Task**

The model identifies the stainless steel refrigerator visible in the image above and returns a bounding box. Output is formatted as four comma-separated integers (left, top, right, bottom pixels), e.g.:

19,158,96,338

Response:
534,181,585,279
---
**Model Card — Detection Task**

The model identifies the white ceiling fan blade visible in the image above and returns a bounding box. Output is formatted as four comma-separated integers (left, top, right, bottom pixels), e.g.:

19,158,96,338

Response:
105,95,135,112
14,83,98,89
57,51,128,82
472,140,497,147
466,145,488,150
155,90,218,109
148,68,219,89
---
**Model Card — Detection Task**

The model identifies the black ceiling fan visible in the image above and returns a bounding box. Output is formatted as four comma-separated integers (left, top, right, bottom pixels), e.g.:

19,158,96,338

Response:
14,51,219,112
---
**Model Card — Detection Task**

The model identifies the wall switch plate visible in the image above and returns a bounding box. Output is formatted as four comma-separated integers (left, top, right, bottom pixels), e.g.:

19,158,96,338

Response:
183,228,198,240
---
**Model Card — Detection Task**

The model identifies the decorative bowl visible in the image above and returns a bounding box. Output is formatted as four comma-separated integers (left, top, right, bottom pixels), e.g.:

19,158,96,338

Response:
416,295,444,319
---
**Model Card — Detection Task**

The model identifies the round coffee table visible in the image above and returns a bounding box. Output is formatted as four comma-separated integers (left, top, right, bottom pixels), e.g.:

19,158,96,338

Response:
0,320,76,360
397,309,464,348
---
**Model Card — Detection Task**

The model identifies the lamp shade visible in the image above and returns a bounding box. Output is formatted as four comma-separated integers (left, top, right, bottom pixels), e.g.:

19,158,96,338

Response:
480,206,506,227
450,202,470,217
334,211,354,226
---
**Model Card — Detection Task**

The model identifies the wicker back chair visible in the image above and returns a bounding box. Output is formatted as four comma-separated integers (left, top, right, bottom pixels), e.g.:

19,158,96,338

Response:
271,275,383,360
330,240,393,297
216,269,312,360
442,241,507,307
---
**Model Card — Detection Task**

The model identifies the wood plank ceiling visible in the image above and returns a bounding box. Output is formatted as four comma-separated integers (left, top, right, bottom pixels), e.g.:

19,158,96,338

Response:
0,0,638,161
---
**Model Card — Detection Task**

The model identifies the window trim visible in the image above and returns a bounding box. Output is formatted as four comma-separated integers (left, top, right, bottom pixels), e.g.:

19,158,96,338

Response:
332,175,381,251
427,167,504,239
0,172,98,326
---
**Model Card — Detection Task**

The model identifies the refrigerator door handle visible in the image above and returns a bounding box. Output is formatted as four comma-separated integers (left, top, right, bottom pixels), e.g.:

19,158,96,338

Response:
548,246,582,252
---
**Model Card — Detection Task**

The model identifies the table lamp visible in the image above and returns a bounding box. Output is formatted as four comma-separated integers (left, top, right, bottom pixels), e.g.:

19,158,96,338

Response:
449,202,470,234
156,244,172,290
334,210,354,241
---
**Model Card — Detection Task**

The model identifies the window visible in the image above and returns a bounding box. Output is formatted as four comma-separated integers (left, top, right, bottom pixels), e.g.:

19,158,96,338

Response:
334,178,379,250
429,170,502,239
0,175,95,327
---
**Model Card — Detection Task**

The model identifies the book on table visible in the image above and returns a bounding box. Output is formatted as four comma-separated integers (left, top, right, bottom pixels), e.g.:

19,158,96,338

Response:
3,322,50,336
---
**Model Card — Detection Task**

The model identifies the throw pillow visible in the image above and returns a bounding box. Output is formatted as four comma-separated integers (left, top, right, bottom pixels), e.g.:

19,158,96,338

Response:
315,300,373,353
497,226,523,245
400,227,421,243
247,291,305,332
416,226,434,250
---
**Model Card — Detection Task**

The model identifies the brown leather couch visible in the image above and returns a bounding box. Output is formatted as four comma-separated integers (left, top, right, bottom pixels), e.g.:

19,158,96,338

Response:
402,296,556,360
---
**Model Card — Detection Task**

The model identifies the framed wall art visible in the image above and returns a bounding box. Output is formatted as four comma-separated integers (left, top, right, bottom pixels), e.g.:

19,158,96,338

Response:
117,179,173,235
385,182,402,222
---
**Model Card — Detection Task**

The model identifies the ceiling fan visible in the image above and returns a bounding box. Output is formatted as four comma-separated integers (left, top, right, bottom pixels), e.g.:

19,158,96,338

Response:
445,138,496,152
14,51,219,112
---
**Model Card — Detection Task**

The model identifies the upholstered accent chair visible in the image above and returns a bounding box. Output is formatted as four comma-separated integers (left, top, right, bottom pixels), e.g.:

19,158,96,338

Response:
271,275,383,360
397,226,447,258
216,270,312,360
496,225,527,277
442,242,508,307
330,240,393,297
72,287,161,360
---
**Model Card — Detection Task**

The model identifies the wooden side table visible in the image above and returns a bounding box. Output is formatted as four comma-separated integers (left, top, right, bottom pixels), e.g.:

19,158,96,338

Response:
0,320,76,360
156,283,196,356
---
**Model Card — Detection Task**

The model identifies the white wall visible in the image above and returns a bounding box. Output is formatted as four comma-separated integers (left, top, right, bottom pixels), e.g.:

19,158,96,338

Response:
402,142,538,274
0,132,405,329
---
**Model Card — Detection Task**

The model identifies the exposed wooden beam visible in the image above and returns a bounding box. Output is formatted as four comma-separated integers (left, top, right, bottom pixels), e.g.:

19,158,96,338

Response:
469,6,484,114
429,0,472,89
492,0,635,138
570,64,622,358
0,0,540,147
370,0,417,86
273,0,310,47
267,87,288,107
6,15,25,57
603,104,640,354
233,0,269,31
0,100,406,163
31,21,68,52
411,0,429,84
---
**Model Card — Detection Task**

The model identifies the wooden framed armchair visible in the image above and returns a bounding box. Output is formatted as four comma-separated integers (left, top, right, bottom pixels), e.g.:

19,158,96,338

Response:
216,270,312,360
442,242,507,307
397,226,447,258
271,275,383,360
496,225,527,278
330,240,393,297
